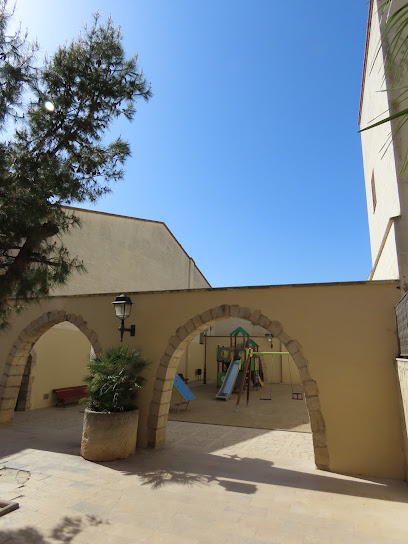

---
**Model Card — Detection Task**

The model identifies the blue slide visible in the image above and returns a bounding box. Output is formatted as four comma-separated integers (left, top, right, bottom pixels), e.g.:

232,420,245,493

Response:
173,375,195,401
216,360,241,400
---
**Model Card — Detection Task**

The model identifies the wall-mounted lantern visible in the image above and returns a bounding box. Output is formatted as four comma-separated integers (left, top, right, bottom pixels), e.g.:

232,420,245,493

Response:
112,294,135,342
265,333,274,348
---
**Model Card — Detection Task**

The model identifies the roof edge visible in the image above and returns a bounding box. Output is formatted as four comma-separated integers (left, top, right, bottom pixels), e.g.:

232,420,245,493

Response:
359,0,374,125
45,279,400,301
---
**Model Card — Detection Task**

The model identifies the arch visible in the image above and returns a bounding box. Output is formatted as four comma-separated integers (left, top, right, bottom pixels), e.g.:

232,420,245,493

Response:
0,310,102,425
147,303,329,471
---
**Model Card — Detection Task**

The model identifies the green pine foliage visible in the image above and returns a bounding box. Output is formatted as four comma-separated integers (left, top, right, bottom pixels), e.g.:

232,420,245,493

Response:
0,1,152,329
81,345,149,413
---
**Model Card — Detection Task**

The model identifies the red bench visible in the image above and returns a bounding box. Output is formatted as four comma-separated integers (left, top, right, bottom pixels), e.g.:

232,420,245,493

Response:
54,385,87,407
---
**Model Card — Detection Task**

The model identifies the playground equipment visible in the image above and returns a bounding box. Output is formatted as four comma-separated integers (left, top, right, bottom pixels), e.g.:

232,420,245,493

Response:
215,327,304,406
216,327,263,391
173,374,195,412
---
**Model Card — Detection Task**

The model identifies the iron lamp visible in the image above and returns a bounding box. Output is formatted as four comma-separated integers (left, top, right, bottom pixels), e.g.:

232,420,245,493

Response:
112,294,135,342
265,333,273,348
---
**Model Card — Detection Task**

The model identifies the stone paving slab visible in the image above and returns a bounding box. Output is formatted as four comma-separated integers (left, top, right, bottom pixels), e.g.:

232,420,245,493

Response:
0,406,407,543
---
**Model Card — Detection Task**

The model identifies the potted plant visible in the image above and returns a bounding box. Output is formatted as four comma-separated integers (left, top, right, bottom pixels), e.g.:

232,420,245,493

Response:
80,345,149,462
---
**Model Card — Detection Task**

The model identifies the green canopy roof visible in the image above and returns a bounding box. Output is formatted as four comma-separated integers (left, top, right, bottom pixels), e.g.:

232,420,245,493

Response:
229,326,249,337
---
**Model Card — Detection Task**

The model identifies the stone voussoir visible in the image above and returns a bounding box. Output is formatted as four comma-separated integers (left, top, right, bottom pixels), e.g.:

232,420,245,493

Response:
78,322,90,334
183,320,196,334
248,309,262,323
165,344,176,358
200,310,213,324
277,330,292,347
291,351,308,369
191,314,203,329
155,378,174,392
156,365,172,381
168,336,182,349
160,354,171,367
211,306,225,320
304,379,319,398
306,395,320,412
152,388,173,405
148,426,167,448
257,315,271,330
0,374,22,388
176,326,189,341
312,431,327,448
314,447,330,468
229,305,240,317
150,401,170,418
22,323,35,337
238,307,250,320
88,331,98,345
268,321,283,336
48,310,61,322
285,340,302,355
220,304,231,317
309,410,326,433
298,366,311,383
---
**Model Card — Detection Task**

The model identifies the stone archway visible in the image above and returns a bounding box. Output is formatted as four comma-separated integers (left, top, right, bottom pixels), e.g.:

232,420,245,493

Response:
147,304,329,470
0,310,102,426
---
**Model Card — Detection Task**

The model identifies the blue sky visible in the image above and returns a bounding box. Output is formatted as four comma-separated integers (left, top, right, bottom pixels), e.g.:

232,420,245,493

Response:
13,0,370,287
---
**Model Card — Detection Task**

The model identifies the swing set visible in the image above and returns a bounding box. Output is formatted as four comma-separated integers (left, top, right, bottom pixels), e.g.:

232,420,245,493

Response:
234,347,304,411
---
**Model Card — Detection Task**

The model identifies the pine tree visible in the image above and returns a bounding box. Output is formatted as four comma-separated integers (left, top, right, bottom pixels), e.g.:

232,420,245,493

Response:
0,1,152,329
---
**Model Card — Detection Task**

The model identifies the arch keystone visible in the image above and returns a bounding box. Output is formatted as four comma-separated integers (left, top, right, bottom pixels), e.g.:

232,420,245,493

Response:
238,307,250,319
230,305,240,317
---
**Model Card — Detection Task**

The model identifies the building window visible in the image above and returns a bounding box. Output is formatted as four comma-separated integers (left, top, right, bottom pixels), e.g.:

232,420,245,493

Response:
371,171,377,212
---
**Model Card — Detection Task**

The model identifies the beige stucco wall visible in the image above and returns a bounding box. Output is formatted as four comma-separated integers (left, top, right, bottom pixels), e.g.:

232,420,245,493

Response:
360,0,401,277
395,358,408,478
371,222,400,280
52,207,210,295
0,280,404,479
360,0,408,288
30,324,91,410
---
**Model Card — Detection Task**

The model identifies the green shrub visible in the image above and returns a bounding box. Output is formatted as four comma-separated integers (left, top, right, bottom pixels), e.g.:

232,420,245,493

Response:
81,345,149,413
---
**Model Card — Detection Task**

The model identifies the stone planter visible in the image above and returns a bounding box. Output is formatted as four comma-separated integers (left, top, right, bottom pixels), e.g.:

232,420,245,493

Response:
81,408,139,462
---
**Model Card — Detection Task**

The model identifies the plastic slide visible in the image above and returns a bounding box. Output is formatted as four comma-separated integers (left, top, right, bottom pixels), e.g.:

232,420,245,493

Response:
216,360,241,400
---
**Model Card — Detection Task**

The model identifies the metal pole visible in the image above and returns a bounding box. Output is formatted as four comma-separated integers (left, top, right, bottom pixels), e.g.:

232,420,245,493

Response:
203,332,207,384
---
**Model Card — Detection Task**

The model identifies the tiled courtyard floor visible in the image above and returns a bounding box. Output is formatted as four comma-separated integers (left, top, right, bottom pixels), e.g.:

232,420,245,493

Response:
168,382,311,432
0,406,408,543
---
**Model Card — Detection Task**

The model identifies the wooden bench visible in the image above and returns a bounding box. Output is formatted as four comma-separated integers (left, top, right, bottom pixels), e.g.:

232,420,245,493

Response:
54,385,87,407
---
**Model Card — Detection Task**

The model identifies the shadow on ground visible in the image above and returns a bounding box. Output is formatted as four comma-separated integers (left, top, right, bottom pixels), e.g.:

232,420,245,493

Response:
100,446,408,504
0,515,105,544
1,405,408,506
